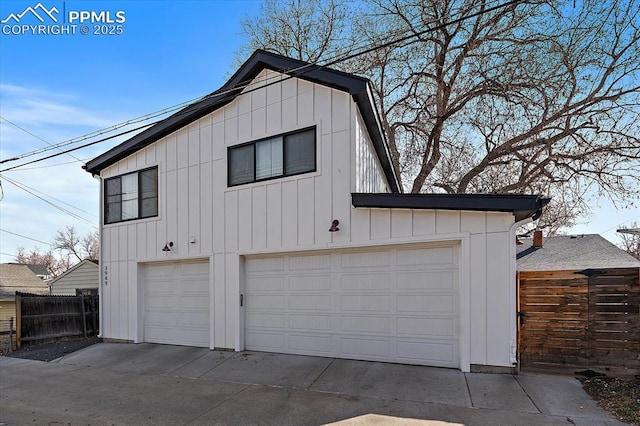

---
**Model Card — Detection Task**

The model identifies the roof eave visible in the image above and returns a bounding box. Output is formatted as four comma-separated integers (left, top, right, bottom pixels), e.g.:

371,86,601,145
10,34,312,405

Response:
351,193,550,221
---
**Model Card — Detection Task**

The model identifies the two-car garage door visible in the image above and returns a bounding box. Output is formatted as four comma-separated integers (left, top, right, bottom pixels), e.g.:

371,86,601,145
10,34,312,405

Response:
244,244,460,368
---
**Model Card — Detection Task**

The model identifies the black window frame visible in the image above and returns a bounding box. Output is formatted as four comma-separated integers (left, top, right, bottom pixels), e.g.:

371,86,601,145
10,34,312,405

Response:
104,166,158,225
227,126,317,187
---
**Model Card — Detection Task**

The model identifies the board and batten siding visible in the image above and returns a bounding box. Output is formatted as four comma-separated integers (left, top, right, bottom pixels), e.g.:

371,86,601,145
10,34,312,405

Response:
98,69,517,369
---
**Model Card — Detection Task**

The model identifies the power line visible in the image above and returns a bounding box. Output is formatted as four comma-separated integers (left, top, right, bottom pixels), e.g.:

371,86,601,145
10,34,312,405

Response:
0,173,97,218
2,158,92,171
0,228,53,246
0,116,85,163
0,176,98,228
1,0,520,172
0,122,154,173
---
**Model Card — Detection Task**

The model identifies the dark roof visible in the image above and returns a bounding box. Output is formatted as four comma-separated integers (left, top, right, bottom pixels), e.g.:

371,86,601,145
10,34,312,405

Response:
0,263,50,301
516,234,640,271
23,264,49,276
84,50,401,193
352,193,550,222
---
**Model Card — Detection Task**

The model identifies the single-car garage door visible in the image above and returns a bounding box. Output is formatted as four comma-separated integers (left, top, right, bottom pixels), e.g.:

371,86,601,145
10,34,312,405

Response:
244,244,460,367
142,260,210,347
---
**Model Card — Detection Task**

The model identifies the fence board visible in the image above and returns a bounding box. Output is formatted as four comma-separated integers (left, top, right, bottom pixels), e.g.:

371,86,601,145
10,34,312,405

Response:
16,292,99,347
519,268,639,374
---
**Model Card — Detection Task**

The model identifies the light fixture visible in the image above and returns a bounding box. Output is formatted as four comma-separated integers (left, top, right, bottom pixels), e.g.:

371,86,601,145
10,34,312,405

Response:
329,219,340,232
162,241,174,252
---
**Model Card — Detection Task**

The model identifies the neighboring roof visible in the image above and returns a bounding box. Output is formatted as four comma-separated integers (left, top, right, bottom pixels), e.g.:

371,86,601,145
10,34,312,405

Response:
516,234,640,271
48,259,99,286
85,50,401,192
23,264,49,276
351,193,550,222
0,263,50,301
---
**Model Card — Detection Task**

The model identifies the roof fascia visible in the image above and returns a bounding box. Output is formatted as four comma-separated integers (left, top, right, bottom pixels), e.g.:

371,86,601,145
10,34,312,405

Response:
351,193,550,221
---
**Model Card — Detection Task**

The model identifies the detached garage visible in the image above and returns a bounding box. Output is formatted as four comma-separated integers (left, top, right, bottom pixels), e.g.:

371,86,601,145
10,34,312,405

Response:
85,50,549,372
245,243,460,368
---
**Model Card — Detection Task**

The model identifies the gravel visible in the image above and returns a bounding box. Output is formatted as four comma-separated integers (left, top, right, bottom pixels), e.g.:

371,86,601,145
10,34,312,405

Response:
3,337,102,362
581,376,640,426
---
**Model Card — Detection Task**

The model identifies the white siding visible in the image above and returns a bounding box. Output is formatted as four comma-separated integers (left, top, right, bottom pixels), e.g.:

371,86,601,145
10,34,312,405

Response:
98,69,517,369
50,261,99,296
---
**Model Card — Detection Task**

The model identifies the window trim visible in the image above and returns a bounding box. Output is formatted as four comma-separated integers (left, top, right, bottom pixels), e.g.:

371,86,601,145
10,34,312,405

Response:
104,166,159,225
227,126,317,187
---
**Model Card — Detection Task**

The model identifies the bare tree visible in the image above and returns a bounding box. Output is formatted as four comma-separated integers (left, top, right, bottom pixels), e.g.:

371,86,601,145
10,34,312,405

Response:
15,247,71,277
54,226,99,262
239,0,640,232
618,223,640,260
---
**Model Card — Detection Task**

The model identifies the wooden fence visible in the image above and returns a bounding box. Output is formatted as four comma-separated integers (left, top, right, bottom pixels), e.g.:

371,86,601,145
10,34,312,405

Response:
16,292,99,349
518,268,639,375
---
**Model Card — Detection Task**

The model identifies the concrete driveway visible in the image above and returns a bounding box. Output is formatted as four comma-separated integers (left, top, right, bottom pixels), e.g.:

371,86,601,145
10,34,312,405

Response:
0,343,624,425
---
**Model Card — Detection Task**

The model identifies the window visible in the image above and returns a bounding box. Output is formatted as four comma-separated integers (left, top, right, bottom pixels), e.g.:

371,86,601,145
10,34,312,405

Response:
105,167,158,224
228,127,316,186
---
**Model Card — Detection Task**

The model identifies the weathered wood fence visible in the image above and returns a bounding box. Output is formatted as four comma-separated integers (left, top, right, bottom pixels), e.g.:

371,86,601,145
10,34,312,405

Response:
518,268,639,375
16,292,99,349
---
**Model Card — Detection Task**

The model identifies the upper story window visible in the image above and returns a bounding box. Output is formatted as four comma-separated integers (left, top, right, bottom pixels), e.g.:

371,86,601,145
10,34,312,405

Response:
228,127,316,186
105,167,158,224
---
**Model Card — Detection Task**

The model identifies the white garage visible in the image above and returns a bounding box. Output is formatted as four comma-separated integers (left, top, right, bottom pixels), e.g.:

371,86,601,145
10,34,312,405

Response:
142,260,210,347
244,243,460,368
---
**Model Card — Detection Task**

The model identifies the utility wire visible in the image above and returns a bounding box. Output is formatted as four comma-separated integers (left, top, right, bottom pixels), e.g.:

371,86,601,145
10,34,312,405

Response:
0,228,53,246
0,116,84,163
1,0,521,172
0,176,97,228
0,173,97,218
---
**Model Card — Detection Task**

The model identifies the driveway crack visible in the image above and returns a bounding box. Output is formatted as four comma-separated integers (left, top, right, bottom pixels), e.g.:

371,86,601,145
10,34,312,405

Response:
307,358,335,390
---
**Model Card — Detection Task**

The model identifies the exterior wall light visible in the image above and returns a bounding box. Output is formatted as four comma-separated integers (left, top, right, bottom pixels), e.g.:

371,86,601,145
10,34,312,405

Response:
329,220,340,232
162,241,174,252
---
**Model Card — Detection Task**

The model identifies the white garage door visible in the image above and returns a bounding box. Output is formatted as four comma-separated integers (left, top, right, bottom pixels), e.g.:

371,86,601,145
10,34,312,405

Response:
142,260,210,347
244,244,460,367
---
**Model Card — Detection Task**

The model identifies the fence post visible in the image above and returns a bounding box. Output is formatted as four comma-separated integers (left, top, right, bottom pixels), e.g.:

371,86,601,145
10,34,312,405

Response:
79,294,87,338
9,317,13,352
90,295,97,336
15,293,22,350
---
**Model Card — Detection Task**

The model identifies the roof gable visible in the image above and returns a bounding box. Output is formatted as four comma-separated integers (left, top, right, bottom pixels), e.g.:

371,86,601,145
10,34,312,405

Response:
84,50,400,192
48,259,99,286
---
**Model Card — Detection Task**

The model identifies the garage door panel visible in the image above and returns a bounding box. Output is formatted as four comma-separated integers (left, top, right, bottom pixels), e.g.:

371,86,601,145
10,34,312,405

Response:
397,317,456,337
289,275,331,291
341,273,390,290
341,294,390,312
341,251,390,268
246,312,285,328
247,294,284,310
245,244,460,368
397,271,456,291
289,254,331,270
143,260,210,348
289,314,331,331
341,315,390,333
397,247,455,267
341,337,390,358
397,294,457,313
289,294,330,310
288,334,332,353
396,340,457,366
247,276,284,291
246,257,284,272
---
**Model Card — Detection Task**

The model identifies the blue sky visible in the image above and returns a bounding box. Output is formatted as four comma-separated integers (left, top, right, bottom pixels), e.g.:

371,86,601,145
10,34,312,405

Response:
0,0,637,263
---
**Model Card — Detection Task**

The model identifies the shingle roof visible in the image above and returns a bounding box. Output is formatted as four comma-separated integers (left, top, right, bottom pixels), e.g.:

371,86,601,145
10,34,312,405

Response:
516,234,640,271
23,264,49,276
0,263,50,300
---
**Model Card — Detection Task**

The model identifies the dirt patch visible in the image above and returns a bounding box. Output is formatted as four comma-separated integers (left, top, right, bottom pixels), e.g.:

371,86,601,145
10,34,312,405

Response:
581,376,640,426
3,337,102,362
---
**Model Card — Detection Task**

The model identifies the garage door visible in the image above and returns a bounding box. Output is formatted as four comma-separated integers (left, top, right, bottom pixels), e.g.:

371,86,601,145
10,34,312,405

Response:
244,244,460,367
142,260,210,347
